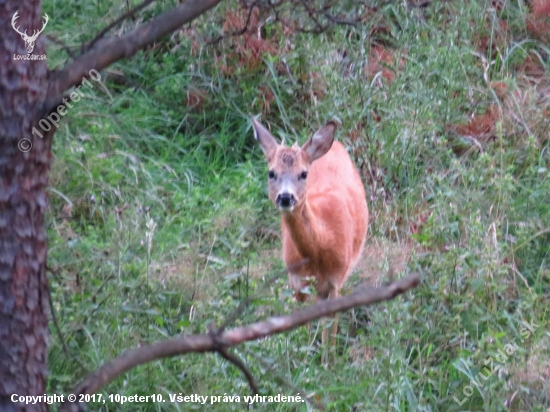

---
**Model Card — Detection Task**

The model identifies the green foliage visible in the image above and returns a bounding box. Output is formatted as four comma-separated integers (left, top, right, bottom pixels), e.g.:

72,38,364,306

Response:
43,0,548,410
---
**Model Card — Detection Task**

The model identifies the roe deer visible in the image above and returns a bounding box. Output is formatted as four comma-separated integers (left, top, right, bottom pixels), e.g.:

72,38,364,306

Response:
252,118,369,351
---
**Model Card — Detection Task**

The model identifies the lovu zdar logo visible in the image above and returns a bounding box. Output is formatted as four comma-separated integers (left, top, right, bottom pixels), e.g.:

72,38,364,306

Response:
12,10,48,60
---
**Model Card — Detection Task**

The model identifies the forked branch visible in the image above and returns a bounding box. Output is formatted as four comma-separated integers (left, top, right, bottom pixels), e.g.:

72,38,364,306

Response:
59,272,420,411
48,0,224,103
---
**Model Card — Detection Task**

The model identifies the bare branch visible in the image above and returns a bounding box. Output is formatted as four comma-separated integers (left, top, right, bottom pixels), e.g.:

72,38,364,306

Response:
207,0,259,45
48,0,224,103
45,35,77,59
46,272,89,373
217,346,259,394
60,272,420,411
203,0,375,44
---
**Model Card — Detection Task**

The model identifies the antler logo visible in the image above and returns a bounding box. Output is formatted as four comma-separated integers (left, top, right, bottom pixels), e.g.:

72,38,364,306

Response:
12,11,49,54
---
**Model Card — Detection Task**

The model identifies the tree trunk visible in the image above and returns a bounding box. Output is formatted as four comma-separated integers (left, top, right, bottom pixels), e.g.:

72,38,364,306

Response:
0,1,52,410
0,0,225,408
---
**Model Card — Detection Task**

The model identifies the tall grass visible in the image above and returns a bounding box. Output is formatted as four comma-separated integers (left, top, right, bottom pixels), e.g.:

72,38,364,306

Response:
45,0,548,410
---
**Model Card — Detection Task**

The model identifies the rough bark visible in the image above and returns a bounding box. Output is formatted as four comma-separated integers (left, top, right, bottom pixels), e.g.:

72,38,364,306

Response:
1,0,226,408
0,1,387,410
0,1,52,411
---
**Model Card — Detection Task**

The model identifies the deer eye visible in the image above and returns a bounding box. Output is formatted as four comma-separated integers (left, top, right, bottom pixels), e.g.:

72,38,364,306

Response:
299,171,308,180
268,170,276,179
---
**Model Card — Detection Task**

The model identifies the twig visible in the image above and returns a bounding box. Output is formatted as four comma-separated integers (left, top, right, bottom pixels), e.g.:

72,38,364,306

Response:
59,272,420,411
206,0,374,44
207,1,259,45
208,322,259,394
87,293,114,319
513,227,550,253
84,0,157,53
250,350,325,410
219,258,309,332
45,35,77,59
300,0,328,32
46,272,89,373
218,346,259,394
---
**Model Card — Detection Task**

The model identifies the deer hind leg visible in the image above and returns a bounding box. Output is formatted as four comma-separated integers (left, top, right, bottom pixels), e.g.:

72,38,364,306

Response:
328,287,340,346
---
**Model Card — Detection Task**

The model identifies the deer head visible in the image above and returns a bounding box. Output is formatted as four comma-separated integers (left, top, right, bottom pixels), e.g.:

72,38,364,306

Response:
252,118,335,213
12,11,49,54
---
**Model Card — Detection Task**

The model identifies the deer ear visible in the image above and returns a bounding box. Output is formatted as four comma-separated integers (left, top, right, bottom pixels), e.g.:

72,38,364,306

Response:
302,121,336,162
252,118,278,161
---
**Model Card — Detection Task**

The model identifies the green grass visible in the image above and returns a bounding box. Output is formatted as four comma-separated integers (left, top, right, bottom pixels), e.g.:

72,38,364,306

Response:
44,0,549,410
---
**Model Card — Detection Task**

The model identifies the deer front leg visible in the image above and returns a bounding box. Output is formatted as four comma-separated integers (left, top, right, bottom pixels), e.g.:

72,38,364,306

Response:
319,281,340,364
288,273,312,337
289,273,310,302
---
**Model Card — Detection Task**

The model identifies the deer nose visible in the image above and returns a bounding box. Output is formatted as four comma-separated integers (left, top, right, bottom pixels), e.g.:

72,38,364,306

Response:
277,193,295,208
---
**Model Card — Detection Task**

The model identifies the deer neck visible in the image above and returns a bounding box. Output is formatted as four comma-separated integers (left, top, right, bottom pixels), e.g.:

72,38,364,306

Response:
281,200,319,259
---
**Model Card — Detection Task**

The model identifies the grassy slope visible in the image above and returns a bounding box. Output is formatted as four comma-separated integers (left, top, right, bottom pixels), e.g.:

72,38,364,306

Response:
43,0,549,411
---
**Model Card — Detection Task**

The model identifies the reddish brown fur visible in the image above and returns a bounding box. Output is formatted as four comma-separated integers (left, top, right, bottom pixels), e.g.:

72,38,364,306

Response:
279,141,369,300
252,118,369,349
